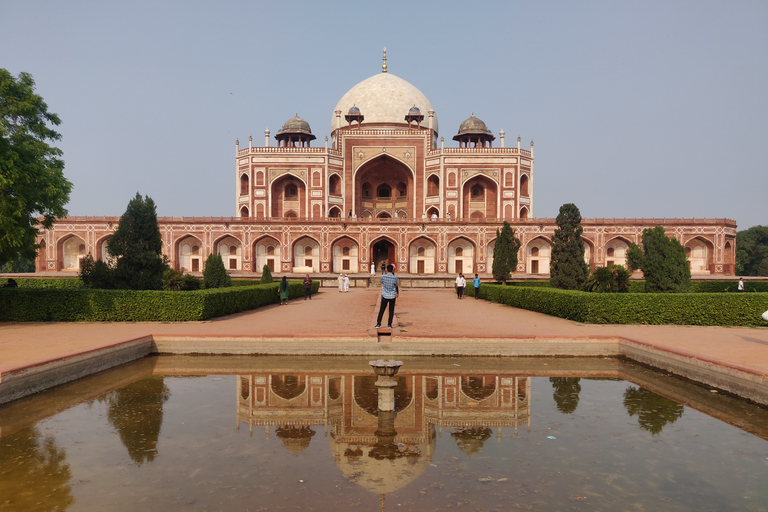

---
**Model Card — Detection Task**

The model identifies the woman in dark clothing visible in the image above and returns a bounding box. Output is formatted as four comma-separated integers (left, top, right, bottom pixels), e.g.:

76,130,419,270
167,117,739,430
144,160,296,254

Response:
303,274,312,300
279,276,289,305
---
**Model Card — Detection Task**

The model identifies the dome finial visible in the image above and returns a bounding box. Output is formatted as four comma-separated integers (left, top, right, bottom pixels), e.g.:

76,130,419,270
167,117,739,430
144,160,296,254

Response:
382,47,388,73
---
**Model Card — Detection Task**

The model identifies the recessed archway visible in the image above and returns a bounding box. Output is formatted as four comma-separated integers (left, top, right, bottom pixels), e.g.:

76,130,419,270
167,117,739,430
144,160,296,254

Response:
527,237,551,274
215,235,243,271
253,236,281,274
409,236,437,274
292,236,319,272
448,237,475,274
59,235,86,271
462,175,497,219
355,155,414,219
371,237,397,274
332,236,359,273
176,235,204,273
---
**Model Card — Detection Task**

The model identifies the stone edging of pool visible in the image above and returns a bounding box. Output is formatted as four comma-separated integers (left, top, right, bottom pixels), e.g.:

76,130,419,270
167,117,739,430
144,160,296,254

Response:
1,335,766,407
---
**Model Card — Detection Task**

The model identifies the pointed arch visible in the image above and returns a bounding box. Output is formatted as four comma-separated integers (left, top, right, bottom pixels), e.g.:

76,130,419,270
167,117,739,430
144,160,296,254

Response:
526,236,552,274
214,235,243,271
331,235,359,273
447,236,475,274
292,236,320,272
58,234,86,271
254,235,281,274
604,236,632,268
176,234,204,273
685,236,714,274
409,236,437,274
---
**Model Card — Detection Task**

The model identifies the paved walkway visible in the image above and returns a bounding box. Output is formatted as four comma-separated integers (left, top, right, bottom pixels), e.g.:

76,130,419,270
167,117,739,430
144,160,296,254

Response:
2,287,768,384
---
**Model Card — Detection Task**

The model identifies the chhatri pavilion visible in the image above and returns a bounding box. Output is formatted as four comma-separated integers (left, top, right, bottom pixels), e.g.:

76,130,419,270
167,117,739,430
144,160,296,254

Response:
35,53,736,277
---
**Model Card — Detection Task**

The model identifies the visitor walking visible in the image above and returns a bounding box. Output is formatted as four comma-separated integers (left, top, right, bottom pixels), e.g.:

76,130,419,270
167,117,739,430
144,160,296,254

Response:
343,274,350,292
455,273,466,299
303,274,312,300
738,278,745,292
279,276,290,305
370,263,376,277
375,264,399,329
473,273,480,299
338,273,344,292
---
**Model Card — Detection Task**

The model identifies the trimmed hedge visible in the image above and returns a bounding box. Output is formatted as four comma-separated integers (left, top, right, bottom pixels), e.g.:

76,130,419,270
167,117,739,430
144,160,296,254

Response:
0,280,319,322
502,279,768,294
1,277,84,289
471,283,768,326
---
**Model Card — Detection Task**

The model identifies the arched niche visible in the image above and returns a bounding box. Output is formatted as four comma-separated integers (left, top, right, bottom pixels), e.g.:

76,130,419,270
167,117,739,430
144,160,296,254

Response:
240,173,249,196
685,237,714,274
332,236,359,273
293,236,319,272
329,174,342,196
177,235,204,273
215,235,243,271
59,235,86,271
271,174,306,218
527,237,551,274
355,155,414,219
604,237,632,268
463,175,497,219
448,237,475,274
409,236,437,274
254,236,281,274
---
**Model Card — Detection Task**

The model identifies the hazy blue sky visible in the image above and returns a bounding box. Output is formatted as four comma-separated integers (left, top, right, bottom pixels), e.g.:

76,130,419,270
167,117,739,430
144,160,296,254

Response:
3,1,766,229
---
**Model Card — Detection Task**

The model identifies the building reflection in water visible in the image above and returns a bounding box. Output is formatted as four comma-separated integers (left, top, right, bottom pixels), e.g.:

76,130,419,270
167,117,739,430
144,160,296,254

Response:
236,368,531,495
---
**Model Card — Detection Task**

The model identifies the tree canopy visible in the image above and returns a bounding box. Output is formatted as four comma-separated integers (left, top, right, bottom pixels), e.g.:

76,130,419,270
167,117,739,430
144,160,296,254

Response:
736,225,768,276
627,226,691,293
0,69,72,266
107,193,165,290
492,221,521,284
549,203,589,290
203,253,231,289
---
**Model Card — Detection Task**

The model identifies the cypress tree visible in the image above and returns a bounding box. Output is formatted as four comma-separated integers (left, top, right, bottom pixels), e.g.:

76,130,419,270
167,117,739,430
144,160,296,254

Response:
107,193,165,290
550,203,589,290
627,226,691,292
260,264,274,284
203,253,231,289
492,221,521,284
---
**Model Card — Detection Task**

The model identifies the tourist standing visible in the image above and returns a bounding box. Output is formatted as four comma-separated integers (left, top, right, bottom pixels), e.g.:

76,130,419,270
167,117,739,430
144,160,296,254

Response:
473,273,481,299
455,273,466,299
376,264,399,328
738,278,745,292
279,276,290,305
343,274,350,292
303,274,312,300
431,212,438,222
338,273,344,292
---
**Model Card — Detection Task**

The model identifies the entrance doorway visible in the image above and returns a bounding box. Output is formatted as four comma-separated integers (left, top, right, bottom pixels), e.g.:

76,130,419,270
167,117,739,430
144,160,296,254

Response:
372,239,395,274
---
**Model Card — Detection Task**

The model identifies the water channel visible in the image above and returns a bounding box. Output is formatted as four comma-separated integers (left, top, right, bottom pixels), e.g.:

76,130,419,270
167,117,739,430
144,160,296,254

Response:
1,355,767,511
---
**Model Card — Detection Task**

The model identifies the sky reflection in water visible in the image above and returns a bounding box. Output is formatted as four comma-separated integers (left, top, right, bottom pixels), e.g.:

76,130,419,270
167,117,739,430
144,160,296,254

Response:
1,355,767,512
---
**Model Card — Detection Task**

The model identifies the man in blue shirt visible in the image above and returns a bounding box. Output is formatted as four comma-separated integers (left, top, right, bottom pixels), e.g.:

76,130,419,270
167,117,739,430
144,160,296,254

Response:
376,264,399,328
473,273,481,299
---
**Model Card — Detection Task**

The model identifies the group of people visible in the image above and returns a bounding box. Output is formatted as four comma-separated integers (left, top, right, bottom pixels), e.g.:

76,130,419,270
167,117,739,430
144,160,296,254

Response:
338,274,350,292
454,273,481,299
420,212,450,221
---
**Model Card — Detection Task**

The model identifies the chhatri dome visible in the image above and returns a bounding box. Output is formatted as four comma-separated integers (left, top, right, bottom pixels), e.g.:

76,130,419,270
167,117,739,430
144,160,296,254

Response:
331,52,438,135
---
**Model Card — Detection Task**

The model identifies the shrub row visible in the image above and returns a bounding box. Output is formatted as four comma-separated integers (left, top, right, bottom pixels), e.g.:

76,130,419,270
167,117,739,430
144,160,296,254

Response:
0,281,318,322
505,279,768,293
2,277,84,289
469,283,768,326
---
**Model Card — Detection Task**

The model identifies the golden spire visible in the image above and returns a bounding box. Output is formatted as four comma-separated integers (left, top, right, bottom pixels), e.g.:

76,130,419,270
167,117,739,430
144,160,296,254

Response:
382,47,387,73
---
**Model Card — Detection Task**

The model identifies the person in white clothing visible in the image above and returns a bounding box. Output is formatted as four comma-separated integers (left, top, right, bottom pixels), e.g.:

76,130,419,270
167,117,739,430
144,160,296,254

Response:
343,274,350,292
370,264,376,277
338,274,344,292
431,212,438,222
455,273,466,299
738,277,745,292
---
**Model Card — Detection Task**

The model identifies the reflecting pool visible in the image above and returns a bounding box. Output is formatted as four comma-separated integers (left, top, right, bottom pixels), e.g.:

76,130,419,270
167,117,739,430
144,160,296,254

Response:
1,356,767,511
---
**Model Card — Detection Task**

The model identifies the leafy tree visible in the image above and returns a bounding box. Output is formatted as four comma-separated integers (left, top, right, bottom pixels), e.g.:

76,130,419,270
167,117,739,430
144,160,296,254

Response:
1,254,35,273
107,193,165,290
549,377,581,414
736,225,768,276
79,253,114,289
492,221,521,284
584,264,630,293
0,69,72,266
549,203,589,290
203,253,231,289
623,385,684,435
260,263,274,284
627,226,691,293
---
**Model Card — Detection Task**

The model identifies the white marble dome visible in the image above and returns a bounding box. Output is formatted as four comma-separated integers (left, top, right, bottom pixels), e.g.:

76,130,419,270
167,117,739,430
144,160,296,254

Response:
332,73,438,134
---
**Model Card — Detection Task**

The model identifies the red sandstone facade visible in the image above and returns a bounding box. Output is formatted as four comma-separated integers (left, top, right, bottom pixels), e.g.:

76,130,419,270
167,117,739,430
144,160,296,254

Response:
36,65,737,276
